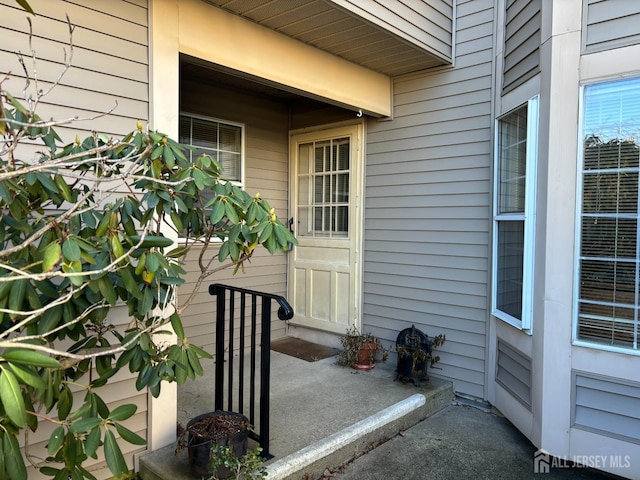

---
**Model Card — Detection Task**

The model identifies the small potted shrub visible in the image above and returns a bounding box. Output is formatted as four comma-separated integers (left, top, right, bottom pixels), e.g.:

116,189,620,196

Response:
337,326,384,370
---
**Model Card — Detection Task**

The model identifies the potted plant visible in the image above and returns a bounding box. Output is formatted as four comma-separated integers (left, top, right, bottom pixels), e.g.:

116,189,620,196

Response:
208,444,267,480
337,326,384,370
176,411,250,479
395,325,445,387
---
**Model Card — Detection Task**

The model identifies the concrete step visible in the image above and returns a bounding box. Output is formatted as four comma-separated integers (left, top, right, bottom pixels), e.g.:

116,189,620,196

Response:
138,375,453,480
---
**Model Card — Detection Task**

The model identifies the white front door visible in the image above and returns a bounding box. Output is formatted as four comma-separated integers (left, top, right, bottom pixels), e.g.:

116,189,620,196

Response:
288,123,364,334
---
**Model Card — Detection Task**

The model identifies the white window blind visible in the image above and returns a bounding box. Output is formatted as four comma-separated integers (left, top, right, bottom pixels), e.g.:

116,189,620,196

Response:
576,77,640,351
179,114,242,184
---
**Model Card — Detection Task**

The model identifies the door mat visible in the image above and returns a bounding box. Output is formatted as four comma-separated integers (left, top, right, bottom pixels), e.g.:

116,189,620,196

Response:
271,337,340,362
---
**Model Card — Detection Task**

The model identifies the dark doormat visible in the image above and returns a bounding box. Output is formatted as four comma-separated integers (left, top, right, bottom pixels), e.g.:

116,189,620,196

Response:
271,337,340,362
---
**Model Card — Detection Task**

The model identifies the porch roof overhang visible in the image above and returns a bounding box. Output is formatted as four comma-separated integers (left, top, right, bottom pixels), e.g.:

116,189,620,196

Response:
203,0,454,77
152,0,452,119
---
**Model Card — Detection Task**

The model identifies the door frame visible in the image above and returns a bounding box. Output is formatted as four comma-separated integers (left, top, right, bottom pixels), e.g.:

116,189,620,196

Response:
287,120,366,335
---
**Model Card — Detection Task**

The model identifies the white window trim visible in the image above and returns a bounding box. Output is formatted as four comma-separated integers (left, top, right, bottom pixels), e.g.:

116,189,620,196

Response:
572,79,640,355
491,95,539,333
179,111,245,187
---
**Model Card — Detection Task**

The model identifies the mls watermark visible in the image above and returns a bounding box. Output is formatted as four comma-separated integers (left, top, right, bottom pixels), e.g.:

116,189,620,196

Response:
534,449,631,474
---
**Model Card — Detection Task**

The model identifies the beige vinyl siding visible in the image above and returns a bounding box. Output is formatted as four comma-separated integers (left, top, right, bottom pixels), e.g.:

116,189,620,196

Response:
1,1,149,478
582,0,640,54
364,0,493,399
0,0,148,141
502,0,541,94
178,78,290,353
328,0,453,63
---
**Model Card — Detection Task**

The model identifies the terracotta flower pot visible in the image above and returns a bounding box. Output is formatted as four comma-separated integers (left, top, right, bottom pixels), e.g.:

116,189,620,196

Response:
351,342,378,370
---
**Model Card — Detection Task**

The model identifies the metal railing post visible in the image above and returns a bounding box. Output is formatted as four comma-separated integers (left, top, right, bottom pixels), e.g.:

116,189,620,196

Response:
208,284,293,458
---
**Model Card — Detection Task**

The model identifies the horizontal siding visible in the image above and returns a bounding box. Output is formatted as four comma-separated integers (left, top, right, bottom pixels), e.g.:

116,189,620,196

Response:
329,0,453,61
363,0,493,400
496,340,532,408
0,0,148,142
583,0,640,53
502,0,541,93
573,371,640,444
178,78,290,352
1,1,150,478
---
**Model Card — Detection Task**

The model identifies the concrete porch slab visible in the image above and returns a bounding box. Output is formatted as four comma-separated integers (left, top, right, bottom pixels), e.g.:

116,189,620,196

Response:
138,349,453,480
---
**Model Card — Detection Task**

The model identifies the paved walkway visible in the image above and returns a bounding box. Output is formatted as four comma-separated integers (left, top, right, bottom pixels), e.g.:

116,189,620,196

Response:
325,403,625,480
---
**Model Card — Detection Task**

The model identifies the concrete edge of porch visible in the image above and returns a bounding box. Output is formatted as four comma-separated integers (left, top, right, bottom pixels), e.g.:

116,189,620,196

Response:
266,383,453,480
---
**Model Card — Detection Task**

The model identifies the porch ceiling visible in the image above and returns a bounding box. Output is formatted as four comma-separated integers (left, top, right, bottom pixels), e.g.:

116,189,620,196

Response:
202,0,451,76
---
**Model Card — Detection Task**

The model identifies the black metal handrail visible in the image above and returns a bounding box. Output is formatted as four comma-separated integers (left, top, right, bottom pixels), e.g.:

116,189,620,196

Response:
208,283,293,458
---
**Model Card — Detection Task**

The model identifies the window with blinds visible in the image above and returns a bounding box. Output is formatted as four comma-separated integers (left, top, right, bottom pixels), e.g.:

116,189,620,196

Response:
493,97,539,331
576,77,640,351
179,114,243,184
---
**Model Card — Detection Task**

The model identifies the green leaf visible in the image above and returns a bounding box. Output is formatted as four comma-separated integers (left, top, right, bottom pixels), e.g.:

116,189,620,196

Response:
104,429,128,477
170,212,184,232
186,348,203,376
8,279,26,320
126,235,173,248
0,369,26,427
2,348,61,368
38,304,64,336
57,385,72,421
259,223,273,243
62,238,81,262
224,201,240,224
69,417,102,434
188,344,213,359
98,276,118,306
114,423,146,445
209,200,225,224
174,349,189,385
0,435,4,480
192,169,205,190
218,241,230,262
108,404,137,422
6,362,45,389
84,426,101,458
145,253,160,273
0,368,27,428
42,242,62,272
120,267,142,300
170,313,185,339
47,426,65,455
15,0,35,15
150,144,164,161
163,144,175,167
3,432,27,480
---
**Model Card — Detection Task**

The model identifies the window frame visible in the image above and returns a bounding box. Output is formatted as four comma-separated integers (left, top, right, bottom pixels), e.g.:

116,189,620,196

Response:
573,77,640,355
178,112,245,187
491,95,539,333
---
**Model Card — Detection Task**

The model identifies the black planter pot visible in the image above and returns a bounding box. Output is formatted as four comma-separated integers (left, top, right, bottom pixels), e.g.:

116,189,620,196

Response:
187,411,249,479
395,325,433,387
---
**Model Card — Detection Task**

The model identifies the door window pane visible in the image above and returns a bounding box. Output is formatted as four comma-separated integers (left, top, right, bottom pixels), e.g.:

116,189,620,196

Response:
297,137,350,238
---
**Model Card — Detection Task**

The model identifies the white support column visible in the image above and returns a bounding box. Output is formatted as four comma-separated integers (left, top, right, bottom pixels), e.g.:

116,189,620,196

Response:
146,0,180,451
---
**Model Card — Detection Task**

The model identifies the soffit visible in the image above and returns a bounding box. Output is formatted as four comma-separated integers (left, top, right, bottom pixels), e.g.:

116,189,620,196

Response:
202,0,449,76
